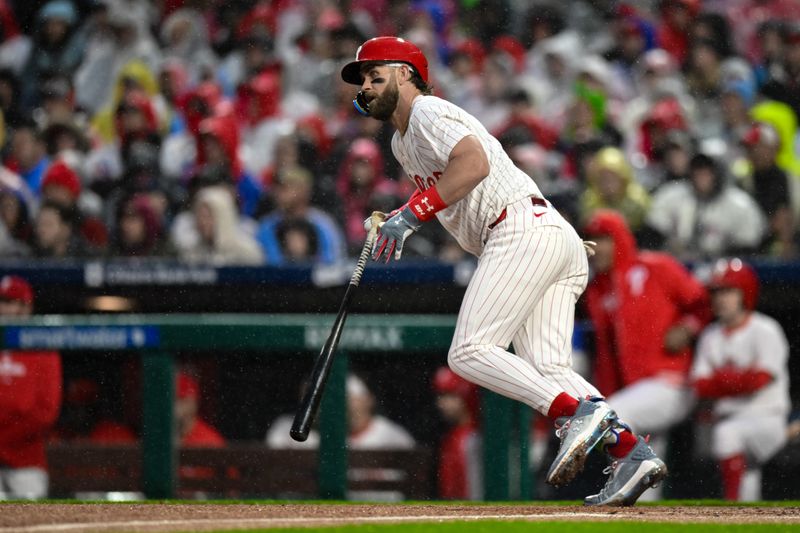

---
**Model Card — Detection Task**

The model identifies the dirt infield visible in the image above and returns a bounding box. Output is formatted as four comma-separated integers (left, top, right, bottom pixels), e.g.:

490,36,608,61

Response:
0,503,799,533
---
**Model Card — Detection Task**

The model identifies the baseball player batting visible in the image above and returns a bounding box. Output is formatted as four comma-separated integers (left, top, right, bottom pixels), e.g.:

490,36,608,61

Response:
342,36,666,506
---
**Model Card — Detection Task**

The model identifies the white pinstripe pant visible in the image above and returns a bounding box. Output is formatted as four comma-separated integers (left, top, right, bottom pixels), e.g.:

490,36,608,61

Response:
448,198,601,415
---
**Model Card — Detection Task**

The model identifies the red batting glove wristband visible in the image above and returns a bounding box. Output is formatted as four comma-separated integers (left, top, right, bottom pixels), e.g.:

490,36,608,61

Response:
385,188,424,219
407,186,448,222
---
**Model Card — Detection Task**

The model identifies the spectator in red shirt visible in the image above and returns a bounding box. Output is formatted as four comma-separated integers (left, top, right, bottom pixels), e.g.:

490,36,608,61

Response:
656,0,699,64
433,367,482,500
52,376,137,445
40,160,108,250
0,275,62,499
176,372,224,448
175,371,226,491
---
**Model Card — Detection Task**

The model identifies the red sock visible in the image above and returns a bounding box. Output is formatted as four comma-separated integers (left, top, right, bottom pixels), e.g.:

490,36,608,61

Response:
547,392,579,420
607,428,638,458
720,454,746,501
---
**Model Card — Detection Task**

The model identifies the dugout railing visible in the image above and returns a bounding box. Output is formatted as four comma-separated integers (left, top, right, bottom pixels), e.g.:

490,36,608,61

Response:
0,313,530,500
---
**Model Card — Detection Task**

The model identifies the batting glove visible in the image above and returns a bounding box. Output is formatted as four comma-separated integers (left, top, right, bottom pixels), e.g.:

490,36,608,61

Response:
373,206,421,262
363,208,398,233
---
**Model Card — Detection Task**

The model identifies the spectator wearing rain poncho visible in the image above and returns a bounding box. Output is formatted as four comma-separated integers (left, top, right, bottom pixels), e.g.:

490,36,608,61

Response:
750,99,800,178
656,0,700,65
74,1,161,117
237,70,294,180
683,38,754,142
437,38,486,125
738,123,797,259
86,60,167,146
720,77,757,156
83,87,162,194
159,80,226,181
556,71,623,182
600,9,658,103
619,49,695,162
0,166,35,256
645,152,766,261
159,8,217,86
196,114,264,218
108,193,173,258
631,96,692,191
580,147,651,235
748,99,800,228
759,23,800,121
521,30,583,130
176,185,264,266
0,0,32,75
20,0,87,112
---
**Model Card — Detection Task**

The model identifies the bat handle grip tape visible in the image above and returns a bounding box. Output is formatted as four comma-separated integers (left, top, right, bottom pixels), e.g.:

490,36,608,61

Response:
350,227,378,286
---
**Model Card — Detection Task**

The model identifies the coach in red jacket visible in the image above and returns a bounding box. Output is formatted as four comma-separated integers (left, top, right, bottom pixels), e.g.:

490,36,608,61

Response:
432,367,482,500
0,276,62,499
583,210,709,498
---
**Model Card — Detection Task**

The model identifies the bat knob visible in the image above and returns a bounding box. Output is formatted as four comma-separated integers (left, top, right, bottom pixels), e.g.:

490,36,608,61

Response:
364,211,387,233
290,428,309,442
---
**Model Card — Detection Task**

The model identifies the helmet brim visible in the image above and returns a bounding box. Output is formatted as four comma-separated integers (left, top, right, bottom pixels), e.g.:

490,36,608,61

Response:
341,61,365,85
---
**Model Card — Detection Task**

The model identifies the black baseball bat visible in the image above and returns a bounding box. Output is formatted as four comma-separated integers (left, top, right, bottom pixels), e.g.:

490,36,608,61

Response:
290,217,380,442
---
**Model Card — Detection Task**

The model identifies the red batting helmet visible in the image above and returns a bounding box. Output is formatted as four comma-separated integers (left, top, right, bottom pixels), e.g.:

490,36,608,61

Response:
708,258,759,310
341,36,429,85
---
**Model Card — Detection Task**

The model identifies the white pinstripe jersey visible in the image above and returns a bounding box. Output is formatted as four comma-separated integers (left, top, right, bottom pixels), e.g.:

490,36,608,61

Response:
391,96,542,256
691,312,791,418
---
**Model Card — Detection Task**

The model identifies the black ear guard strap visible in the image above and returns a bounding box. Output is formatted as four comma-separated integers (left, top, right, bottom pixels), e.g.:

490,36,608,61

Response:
353,91,370,116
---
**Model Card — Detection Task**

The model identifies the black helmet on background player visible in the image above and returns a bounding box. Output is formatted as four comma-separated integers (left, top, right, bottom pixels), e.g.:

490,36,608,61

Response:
707,258,759,310
341,36,429,116
341,36,429,85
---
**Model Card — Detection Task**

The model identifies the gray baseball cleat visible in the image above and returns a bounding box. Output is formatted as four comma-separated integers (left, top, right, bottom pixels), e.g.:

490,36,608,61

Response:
584,436,668,506
546,398,618,487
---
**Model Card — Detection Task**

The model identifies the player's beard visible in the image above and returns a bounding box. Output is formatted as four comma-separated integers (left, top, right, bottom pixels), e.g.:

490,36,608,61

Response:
369,73,399,121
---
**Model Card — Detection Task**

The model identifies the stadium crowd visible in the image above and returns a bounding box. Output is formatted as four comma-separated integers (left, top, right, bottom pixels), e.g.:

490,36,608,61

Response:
1,0,800,503
0,0,798,264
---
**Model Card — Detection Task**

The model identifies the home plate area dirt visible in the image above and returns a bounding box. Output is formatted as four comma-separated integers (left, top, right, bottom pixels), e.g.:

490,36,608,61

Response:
1,504,799,533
